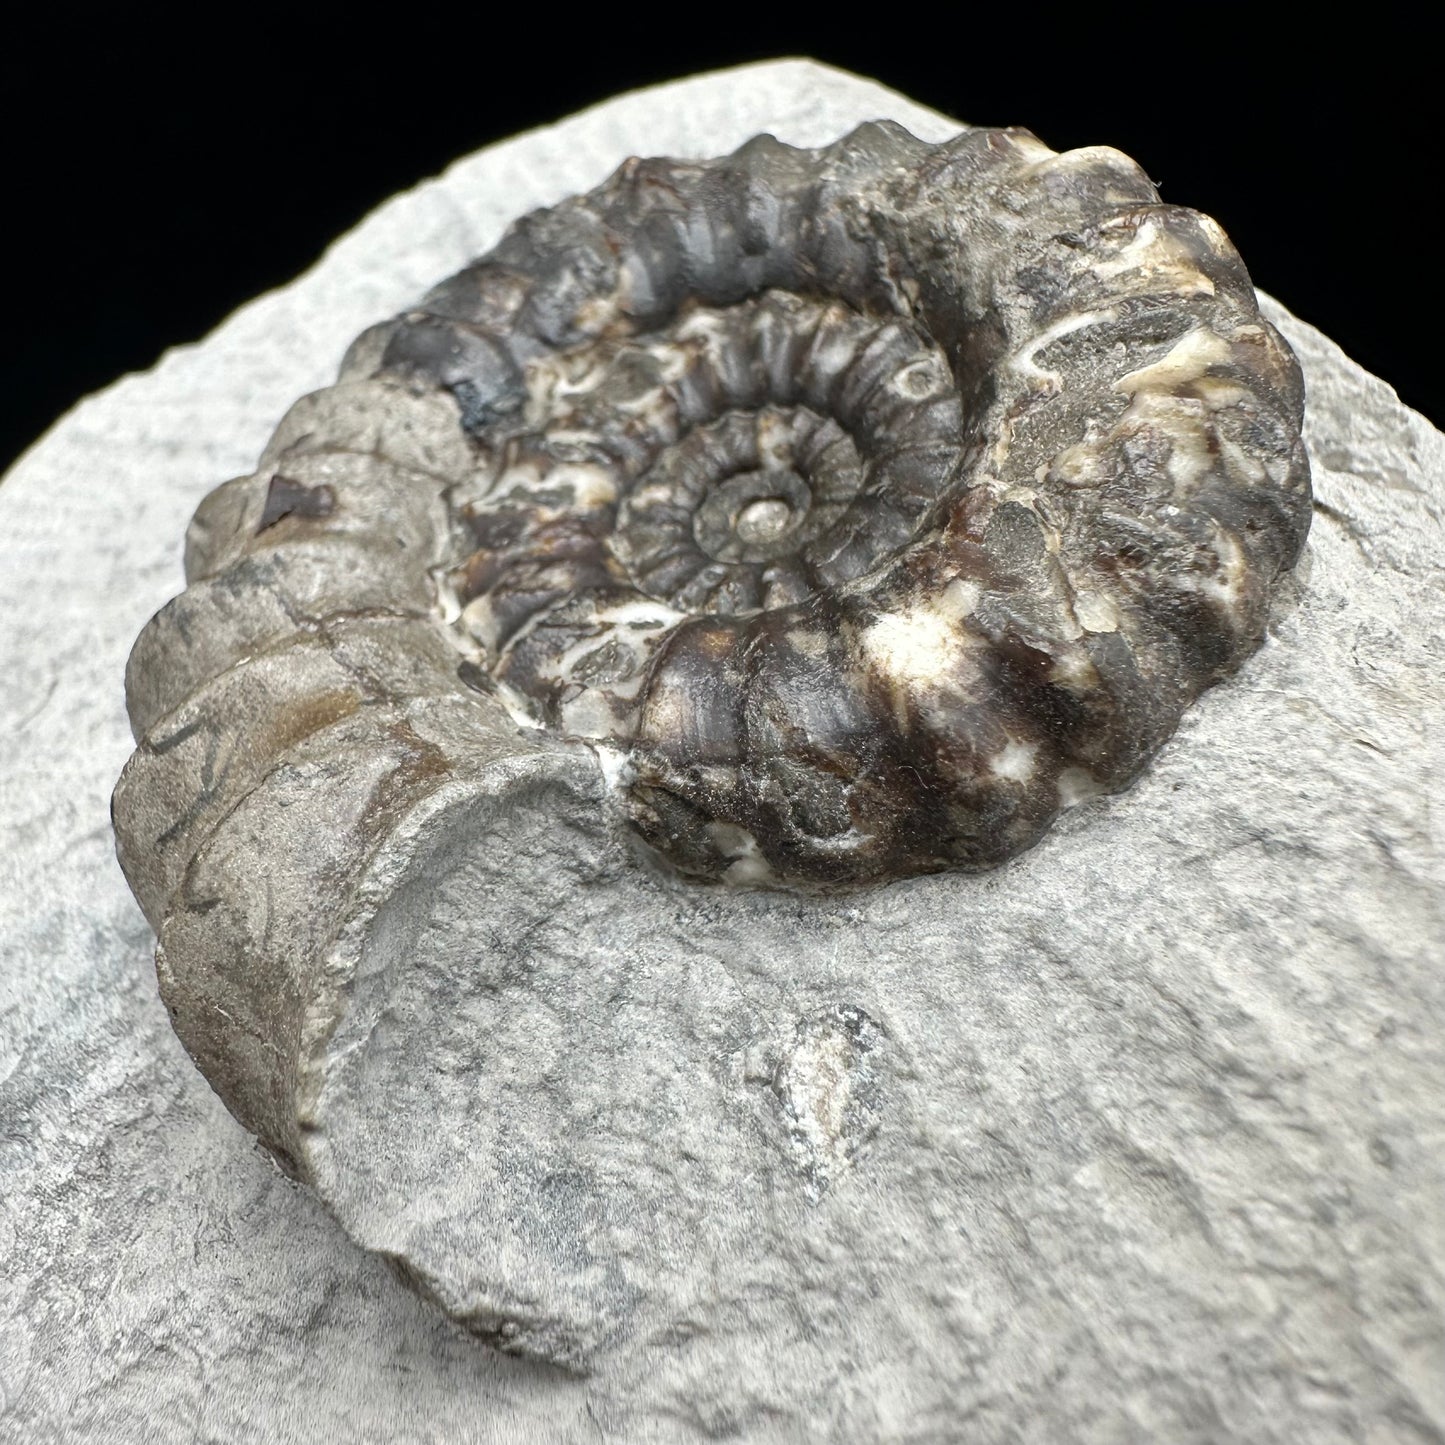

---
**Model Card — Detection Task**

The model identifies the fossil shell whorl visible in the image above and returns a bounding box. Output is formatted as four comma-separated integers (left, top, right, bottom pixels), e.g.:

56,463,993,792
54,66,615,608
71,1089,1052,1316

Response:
110,116,1310,1355
375,122,1311,886
112,122,1315,933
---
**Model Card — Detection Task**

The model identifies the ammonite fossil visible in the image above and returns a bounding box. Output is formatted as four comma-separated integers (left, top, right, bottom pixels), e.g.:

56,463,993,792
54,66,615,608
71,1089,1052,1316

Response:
113,120,1308,1206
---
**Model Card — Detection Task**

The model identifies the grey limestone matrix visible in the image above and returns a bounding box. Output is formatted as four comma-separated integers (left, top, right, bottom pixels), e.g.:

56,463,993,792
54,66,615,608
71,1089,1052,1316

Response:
112,120,1311,1364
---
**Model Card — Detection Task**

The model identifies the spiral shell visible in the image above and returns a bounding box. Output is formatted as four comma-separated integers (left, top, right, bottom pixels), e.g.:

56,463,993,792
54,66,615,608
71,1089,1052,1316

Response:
108,118,1311,1343
116,122,1312,908
364,122,1309,886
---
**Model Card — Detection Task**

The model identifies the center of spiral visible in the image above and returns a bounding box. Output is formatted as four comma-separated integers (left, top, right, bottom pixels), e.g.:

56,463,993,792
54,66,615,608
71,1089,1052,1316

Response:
735,496,794,544
694,465,813,565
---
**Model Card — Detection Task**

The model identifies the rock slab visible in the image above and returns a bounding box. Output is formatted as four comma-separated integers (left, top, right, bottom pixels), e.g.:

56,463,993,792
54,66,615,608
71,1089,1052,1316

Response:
2,59,1443,1444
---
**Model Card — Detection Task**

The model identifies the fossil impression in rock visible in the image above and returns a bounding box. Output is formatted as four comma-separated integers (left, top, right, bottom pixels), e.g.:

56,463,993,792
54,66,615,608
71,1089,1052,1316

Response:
112,121,1310,1307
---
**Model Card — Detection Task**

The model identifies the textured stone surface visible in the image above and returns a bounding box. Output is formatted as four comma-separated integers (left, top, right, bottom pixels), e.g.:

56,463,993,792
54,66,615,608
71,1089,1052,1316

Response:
2,60,1443,1444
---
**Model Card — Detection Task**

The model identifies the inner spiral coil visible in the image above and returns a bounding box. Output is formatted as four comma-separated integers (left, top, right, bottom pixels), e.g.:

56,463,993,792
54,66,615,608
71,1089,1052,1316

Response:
449,292,962,743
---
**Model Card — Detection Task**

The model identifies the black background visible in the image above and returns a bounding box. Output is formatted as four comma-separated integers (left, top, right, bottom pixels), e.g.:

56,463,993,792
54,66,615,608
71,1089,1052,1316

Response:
3,11,1433,474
